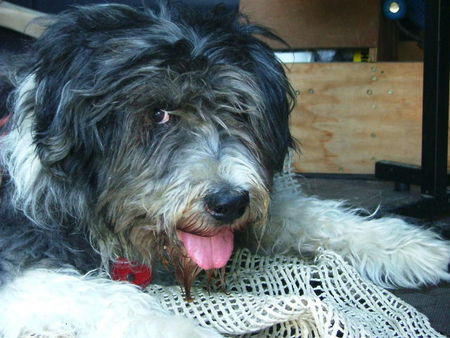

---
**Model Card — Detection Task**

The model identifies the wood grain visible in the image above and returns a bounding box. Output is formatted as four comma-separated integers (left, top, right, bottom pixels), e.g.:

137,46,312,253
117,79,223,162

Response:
287,62,449,174
240,0,380,50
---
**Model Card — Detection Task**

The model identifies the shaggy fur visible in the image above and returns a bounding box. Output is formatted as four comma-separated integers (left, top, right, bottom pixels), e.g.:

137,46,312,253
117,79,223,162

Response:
0,3,449,336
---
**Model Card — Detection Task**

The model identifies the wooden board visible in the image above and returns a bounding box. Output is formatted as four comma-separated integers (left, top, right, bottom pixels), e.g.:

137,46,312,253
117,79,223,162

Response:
287,62,450,174
397,42,424,62
0,1,46,38
240,0,380,50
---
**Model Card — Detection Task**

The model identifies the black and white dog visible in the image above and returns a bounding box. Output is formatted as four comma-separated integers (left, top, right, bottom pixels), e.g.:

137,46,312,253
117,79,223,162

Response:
0,3,449,336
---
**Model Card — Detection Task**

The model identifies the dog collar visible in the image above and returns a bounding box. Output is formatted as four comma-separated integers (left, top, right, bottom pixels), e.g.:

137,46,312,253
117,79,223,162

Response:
111,257,153,288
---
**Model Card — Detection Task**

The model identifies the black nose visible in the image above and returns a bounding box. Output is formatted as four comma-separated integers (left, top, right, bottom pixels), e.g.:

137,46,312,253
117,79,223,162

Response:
204,189,250,223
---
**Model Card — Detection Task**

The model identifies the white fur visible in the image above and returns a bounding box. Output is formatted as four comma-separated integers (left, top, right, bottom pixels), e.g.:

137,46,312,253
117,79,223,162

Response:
0,75,42,201
0,269,221,337
265,185,450,289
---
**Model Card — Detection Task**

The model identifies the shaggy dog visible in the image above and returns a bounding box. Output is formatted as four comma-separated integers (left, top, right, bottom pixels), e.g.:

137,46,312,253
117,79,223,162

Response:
0,3,449,336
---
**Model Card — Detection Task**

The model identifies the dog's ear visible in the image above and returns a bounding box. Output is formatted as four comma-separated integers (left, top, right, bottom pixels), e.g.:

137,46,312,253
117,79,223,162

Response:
239,23,296,172
28,5,151,178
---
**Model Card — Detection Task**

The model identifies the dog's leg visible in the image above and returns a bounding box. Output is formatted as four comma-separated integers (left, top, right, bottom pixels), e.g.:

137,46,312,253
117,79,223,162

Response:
0,269,221,337
262,185,450,289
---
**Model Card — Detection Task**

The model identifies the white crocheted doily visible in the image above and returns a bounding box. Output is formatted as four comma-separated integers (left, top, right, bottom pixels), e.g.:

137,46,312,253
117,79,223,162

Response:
147,170,442,337
147,248,443,337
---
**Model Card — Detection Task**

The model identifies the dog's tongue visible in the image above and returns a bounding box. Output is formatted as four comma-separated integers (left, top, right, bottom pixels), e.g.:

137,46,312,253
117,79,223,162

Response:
176,228,234,270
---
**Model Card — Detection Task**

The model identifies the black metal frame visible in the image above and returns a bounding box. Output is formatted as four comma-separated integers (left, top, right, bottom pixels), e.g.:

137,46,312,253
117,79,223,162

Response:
375,0,450,216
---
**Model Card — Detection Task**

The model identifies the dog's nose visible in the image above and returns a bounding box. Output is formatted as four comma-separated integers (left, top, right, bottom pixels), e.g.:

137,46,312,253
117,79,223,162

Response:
204,189,250,223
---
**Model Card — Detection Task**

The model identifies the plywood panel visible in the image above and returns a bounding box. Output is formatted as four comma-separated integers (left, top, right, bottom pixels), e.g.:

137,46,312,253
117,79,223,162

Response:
0,1,45,38
287,62,450,174
240,0,380,50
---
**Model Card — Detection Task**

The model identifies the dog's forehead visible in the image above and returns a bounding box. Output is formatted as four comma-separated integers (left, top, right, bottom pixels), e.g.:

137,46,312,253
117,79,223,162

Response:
88,11,254,75
95,37,262,113
32,5,273,114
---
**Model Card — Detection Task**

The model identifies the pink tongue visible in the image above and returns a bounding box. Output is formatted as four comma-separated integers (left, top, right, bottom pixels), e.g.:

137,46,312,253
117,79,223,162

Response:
176,228,234,270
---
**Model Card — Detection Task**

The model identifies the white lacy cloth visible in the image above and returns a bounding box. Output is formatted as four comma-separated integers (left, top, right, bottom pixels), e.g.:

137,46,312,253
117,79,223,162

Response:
147,248,443,337
147,169,443,337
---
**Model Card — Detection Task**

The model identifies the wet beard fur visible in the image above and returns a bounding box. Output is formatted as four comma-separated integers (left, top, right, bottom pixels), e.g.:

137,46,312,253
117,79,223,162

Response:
131,227,226,301
158,236,230,300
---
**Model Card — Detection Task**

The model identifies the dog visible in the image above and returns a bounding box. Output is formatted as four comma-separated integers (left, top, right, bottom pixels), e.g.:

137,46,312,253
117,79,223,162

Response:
0,3,449,337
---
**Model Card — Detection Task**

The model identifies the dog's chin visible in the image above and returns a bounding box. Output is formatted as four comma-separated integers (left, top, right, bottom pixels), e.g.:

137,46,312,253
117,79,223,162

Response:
130,214,251,299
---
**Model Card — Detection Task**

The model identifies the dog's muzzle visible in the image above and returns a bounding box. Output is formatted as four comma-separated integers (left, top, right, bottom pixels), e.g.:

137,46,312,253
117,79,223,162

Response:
174,188,250,271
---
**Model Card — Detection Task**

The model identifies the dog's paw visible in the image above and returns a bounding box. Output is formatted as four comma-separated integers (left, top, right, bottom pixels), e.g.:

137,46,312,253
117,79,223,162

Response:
126,316,222,338
13,315,221,338
16,318,220,338
0,269,222,338
350,217,450,289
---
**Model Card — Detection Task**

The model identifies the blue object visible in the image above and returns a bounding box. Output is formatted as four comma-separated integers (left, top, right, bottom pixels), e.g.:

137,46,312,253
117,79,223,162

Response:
383,0,407,20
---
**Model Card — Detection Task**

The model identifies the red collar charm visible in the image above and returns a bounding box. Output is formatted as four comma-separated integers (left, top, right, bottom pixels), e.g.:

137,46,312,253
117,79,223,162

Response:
111,258,153,288
0,115,10,130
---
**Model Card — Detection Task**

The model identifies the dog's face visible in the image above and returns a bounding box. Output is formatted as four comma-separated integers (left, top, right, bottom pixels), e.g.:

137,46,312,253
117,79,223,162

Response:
5,4,294,295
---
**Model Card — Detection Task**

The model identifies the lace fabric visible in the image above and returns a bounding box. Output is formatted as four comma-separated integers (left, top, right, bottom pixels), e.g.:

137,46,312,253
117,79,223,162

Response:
147,248,442,337
147,172,443,337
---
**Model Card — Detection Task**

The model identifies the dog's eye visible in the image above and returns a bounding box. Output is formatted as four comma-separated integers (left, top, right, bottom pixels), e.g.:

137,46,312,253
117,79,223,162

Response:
152,109,170,124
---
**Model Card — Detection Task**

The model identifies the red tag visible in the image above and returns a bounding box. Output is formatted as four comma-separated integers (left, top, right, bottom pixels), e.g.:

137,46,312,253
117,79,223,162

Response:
0,115,10,128
111,257,153,288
